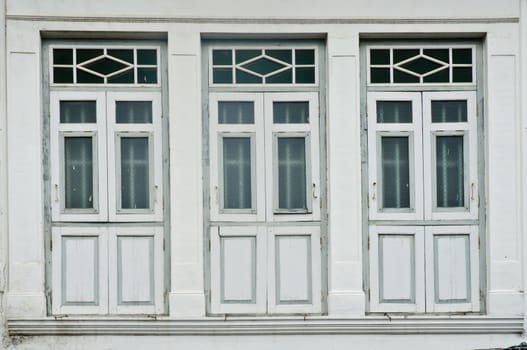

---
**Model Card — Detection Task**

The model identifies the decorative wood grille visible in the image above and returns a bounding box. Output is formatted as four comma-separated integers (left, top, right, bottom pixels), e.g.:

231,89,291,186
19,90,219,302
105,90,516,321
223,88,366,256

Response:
368,47,475,85
51,47,159,85
210,48,317,85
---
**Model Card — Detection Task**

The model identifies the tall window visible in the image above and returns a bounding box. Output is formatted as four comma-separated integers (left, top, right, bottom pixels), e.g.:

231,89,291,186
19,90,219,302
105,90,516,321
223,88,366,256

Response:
206,44,325,315
364,44,481,313
47,44,166,315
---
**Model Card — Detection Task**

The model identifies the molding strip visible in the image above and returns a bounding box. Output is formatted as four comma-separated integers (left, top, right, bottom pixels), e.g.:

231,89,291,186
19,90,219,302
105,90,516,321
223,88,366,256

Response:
5,15,520,24
8,317,523,335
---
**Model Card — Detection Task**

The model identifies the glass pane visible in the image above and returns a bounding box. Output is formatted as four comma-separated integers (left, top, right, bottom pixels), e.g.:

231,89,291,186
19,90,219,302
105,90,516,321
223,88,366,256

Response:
423,68,449,83
236,69,262,84
376,101,412,123
266,49,292,64
423,49,449,63
453,67,472,83
273,102,309,124
370,49,390,65
121,137,150,209
76,69,104,84
107,69,134,84
452,48,472,64
77,49,103,63
278,138,307,209
212,50,232,65
393,70,419,83
236,50,261,64
137,68,157,84
436,136,464,208
218,101,254,124
401,57,443,75
53,49,73,65
381,137,410,209
242,57,285,75
107,49,134,64
370,68,390,83
84,57,128,75
431,101,467,123
137,49,157,65
53,68,73,83
223,138,252,209
266,69,292,84
64,137,94,209
393,49,419,64
295,67,315,84
295,49,315,65
213,68,233,84
116,101,152,123
60,101,97,123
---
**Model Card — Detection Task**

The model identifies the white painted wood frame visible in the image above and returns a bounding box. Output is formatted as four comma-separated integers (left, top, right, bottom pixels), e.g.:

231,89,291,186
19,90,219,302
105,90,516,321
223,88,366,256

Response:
106,92,163,222
369,225,425,313
264,92,320,222
209,93,265,222
424,225,480,312
210,226,267,314
51,226,108,315
267,225,322,314
367,92,423,221
422,91,478,221
108,226,164,315
50,91,108,222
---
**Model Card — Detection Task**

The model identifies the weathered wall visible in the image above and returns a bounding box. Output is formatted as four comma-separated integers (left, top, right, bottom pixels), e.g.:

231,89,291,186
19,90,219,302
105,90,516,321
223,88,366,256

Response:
2,0,527,349
4,334,527,350
5,0,520,19
1,0,7,347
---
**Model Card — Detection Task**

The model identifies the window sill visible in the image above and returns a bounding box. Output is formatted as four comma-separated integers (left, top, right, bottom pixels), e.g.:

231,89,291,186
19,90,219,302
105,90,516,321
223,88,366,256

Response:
7,316,523,336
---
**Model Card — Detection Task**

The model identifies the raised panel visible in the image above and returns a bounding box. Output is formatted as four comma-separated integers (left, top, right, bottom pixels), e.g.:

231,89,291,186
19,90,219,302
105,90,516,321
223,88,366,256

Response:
425,226,479,312
379,234,415,303
118,236,154,304
275,236,311,303
210,226,266,314
369,226,425,313
51,226,108,315
435,235,469,302
221,236,256,303
62,236,99,304
267,226,321,314
108,226,164,314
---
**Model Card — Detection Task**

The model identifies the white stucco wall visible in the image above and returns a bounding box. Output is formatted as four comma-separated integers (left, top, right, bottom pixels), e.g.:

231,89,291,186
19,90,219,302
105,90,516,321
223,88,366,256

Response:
2,0,527,349
1,0,7,347
5,0,520,20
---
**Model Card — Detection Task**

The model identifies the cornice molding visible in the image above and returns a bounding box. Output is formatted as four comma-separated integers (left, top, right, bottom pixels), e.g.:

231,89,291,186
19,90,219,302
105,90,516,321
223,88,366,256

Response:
5,15,520,24
8,316,523,336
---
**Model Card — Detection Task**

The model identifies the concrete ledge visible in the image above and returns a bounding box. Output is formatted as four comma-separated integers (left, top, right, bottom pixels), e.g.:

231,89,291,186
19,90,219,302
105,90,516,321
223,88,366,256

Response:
8,316,523,336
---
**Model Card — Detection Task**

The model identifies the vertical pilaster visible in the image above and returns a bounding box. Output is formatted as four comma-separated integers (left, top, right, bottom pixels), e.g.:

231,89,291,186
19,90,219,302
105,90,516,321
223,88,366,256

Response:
168,26,206,317
326,32,365,316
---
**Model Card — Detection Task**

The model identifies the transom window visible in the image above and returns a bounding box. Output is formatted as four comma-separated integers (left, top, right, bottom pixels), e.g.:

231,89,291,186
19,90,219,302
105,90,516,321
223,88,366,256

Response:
210,47,317,85
368,46,475,85
51,46,159,85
